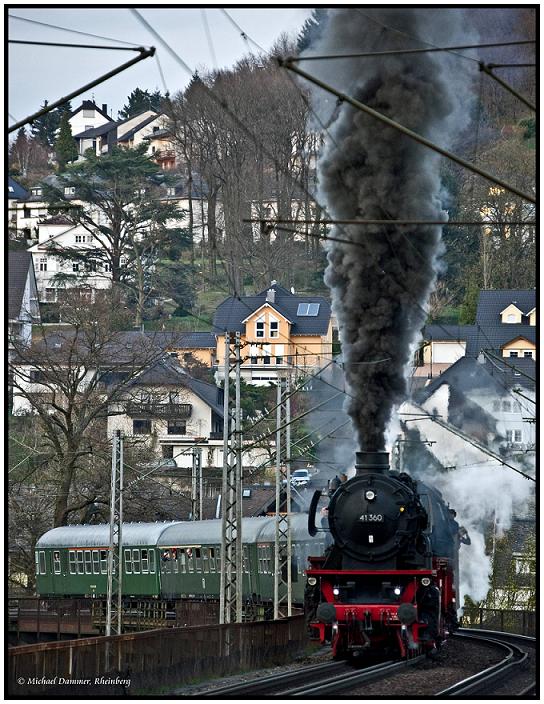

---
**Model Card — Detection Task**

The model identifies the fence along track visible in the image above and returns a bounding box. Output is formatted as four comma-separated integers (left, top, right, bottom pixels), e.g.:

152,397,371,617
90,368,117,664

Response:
436,630,533,696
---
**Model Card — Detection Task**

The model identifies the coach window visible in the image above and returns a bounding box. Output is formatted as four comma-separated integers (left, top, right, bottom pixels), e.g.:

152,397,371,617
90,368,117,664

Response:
92,550,100,574
53,551,61,574
34,551,40,575
37,550,46,574
179,549,186,574
132,549,141,574
76,551,85,574
187,549,194,573
202,547,209,573
141,549,149,573
124,549,133,574
69,550,77,574
209,547,216,572
100,550,108,574
173,549,179,573
195,548,202,573
84,551,92,574
149,549,156,574
242,546,249,574
216,550,221,572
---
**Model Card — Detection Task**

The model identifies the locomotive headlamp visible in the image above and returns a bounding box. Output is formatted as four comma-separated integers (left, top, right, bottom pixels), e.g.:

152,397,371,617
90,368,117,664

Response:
333,587,340,596
308,577,317,586
421,577,431,586
399,506,405,513
393,587,402,596
365,490,376,501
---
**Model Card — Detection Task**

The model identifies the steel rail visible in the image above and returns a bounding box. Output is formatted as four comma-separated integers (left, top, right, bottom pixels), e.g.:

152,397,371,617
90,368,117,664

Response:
282,656,425,696
200,659,350,697
436,631,530,696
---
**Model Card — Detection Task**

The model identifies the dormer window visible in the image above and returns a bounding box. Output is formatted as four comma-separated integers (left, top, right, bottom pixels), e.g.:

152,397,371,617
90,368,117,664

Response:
500,304,523,324
64,186,76,196
32,188,42,197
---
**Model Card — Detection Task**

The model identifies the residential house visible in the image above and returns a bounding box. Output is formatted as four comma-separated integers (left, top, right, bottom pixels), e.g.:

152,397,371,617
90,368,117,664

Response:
73,110,161,158
413,324,476,387
68,100,113,138
472,289,536,360
146,331,217,368
143,125,177,170
108,355,269,470
8,177,29,238
213,282,333,385
28,216,112,301
8,251,40,354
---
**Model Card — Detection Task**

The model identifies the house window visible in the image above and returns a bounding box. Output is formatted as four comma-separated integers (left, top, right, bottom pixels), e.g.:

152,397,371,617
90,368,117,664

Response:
103,262,112,272
75,235,86,243
523,351,533,358
82,108,95,118
276,357,283,365
263,356,271,365
39,256,48,271
509,351,518,358
505,430,513,443
64,187,76,196
32,188,42,197
507,314,516,322
250,356,258,365
166,186,175,196
270,320,279,338
168,419,186,435
514,556,535,575
492,400,500,412
72,262,80,272
256,320,265,338
502,400,512,412
514,429,522,443
45,288,57,302
133,419,152,435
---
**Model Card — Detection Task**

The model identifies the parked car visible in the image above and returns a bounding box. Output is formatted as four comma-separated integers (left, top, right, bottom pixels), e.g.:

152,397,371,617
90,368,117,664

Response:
290,468,312,488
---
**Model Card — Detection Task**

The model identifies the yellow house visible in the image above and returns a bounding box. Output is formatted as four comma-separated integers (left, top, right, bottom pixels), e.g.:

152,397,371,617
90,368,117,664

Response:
500,303,524,324
501,336,536,360
213,283,333,385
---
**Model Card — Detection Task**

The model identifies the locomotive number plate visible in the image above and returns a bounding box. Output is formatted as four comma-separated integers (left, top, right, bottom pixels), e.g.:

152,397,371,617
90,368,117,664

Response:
359,514,384,522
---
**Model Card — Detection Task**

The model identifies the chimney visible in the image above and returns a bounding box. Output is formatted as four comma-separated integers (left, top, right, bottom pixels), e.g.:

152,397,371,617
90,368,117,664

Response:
102,104,108,115
355,450,390,475
266,288,275,304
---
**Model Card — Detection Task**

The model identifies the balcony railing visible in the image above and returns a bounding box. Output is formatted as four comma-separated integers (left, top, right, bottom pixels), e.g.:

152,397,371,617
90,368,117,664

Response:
154,149,176,161
125,402,192,418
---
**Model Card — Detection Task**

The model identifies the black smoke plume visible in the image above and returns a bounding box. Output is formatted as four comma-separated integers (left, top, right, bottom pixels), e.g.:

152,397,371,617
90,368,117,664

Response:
306,9,475,451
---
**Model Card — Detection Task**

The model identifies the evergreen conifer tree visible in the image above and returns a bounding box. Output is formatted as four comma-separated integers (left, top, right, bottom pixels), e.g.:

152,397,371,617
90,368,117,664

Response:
54,113,79,171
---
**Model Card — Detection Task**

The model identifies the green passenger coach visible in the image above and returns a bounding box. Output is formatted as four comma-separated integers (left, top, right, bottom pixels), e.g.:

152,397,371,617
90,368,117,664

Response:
35,514,329,603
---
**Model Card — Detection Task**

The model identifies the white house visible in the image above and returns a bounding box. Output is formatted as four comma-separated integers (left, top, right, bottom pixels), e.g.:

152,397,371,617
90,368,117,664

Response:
68,100,113,138
28,216,113,301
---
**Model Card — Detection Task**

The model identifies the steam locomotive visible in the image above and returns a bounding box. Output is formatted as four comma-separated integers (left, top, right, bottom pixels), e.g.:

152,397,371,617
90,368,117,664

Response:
305,450,461,660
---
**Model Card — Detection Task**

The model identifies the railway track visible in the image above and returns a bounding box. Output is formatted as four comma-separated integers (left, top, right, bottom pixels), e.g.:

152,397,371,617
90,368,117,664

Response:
202,655,425,698
437,628,536,697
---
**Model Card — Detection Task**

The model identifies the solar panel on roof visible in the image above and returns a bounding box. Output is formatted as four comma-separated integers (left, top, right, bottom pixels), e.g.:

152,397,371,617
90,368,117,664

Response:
297,302,320,316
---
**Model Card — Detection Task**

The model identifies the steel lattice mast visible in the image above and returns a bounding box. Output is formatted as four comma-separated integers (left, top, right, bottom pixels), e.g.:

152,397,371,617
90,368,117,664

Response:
274,375,292,619
106,429,123,636
219,332,243,624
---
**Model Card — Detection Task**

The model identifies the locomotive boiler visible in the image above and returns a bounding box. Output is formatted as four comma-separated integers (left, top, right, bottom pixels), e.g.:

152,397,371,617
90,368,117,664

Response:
306,450,461,660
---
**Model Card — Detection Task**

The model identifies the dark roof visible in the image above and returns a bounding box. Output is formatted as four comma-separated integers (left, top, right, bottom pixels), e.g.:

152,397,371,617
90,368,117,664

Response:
8,251,34,319
421,324,476,342
73,121,117,139
476,289,536,324
130,355,224,417
415,354,535,404
213,283,331,335
145,331,216,349
39,216,73,226
117,114,158,142
8,177,29,200
70,100,113,122
466,324,536,357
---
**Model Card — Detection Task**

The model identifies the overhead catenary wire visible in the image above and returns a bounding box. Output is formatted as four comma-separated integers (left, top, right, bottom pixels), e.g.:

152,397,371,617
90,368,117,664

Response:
280,58,535,205
246,218,535,227
219,8,267,54
289,40,536,63
479,62,536,111
8,39,146,52
8,13,143,47
8,46,156,133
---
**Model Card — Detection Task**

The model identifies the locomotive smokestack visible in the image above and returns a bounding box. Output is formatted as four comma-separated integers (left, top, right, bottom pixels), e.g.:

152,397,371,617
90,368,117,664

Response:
355,450,389,474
